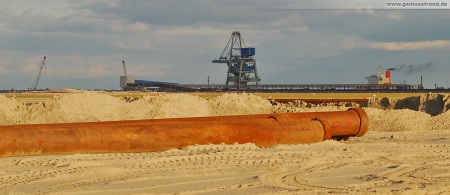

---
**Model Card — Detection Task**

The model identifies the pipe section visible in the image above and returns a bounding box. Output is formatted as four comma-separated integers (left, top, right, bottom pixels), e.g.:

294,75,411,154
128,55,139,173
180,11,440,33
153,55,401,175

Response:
0,109,368,157
145,108,368,138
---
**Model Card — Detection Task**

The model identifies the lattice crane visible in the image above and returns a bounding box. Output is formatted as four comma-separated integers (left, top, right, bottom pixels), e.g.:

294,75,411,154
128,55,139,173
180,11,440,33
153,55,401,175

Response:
31,56,46,90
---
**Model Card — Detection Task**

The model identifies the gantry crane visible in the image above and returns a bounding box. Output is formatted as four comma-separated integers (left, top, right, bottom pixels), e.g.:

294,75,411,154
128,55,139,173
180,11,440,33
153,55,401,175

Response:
31,56,46,90
212,31,260,89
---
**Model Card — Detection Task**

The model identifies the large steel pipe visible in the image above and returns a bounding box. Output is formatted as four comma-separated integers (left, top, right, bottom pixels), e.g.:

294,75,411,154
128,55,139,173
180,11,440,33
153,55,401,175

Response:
0,109,368,157
136,108,368,138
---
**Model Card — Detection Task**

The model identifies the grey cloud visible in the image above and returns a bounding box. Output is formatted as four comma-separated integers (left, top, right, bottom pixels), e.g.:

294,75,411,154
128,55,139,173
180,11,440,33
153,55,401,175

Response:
395,62,434,74
5,9,123,34
76,0,287,26
5,1,293,34
302,10,450,42
365,11,450,42
1,32,122,55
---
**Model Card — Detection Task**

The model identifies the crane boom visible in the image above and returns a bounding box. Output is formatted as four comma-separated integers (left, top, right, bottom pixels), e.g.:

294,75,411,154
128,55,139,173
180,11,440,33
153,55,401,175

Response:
122,61,127,77
32,56,46,90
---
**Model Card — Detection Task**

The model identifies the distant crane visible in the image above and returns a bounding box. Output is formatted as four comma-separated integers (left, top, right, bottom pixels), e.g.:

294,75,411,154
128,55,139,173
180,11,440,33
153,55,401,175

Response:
31,56,47,90
122,60,127,77
120,60,135,90
212,31,260,89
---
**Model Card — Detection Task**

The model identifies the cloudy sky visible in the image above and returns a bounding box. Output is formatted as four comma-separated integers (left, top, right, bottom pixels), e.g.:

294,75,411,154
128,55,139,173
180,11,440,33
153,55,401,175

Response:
1,0,450,90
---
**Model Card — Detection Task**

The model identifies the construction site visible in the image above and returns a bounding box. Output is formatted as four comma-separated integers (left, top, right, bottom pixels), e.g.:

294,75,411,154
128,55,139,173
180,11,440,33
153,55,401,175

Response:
2,0,450,192
0,31,449,194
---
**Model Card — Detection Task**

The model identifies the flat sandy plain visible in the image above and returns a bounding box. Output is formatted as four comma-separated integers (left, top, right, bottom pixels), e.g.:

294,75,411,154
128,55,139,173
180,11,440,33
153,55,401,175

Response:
0,91,449,194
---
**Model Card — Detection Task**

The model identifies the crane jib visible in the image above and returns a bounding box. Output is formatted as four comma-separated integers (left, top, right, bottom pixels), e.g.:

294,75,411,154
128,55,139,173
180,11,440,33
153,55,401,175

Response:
32,56,46,90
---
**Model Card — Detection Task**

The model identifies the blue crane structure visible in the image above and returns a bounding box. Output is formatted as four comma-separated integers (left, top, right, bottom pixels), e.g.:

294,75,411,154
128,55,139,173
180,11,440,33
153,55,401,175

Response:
212,31,260,89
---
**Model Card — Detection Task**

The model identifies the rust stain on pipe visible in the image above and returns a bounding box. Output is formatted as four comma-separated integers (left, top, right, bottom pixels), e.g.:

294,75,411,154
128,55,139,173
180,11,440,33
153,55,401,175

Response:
0,109,368,157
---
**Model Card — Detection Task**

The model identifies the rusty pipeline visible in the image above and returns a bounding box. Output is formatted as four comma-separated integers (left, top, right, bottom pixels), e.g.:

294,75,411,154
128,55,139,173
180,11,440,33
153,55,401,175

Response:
271,98,369,104
0,108,368,157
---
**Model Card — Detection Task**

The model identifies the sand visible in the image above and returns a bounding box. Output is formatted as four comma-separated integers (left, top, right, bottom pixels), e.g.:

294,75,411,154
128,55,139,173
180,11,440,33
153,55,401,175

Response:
0,92,449,194
122,93,211,120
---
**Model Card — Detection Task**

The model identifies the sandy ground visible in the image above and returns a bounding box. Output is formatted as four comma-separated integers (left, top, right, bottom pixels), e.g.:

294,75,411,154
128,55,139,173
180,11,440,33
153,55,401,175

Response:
0,92,449,194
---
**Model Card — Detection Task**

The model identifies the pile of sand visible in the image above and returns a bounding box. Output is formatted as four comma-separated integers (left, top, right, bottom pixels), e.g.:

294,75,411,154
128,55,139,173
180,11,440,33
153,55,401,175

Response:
121,93,273,120
25,92,125,124
368,93,450,116
47,88,84,93
428,110,450,130
0,92,274,125
420,93,450,115
122,93,210,120
0,95,25,125
273,100,350,113
208,93,273,116
364,107,431,132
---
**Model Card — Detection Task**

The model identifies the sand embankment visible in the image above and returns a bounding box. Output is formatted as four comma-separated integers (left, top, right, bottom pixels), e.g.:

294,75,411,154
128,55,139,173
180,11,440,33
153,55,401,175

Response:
0,92,449,194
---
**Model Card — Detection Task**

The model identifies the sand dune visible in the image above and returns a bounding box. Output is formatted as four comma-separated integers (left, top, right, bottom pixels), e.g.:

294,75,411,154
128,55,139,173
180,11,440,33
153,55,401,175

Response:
0,92,449,194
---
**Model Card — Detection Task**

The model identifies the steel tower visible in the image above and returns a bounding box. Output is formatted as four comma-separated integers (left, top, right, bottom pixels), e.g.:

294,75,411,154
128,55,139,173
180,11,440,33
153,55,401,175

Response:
212,31,260,89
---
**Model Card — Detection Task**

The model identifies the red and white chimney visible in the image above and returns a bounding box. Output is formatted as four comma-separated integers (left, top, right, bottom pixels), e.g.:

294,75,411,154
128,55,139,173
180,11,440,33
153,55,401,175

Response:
385,69,391,84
